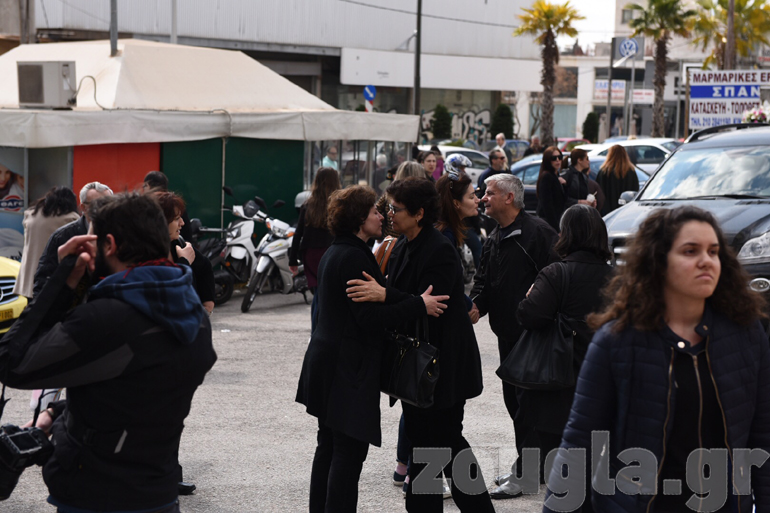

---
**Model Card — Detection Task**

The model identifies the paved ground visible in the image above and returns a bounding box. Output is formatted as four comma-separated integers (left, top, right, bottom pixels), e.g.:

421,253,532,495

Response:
4,287,546,512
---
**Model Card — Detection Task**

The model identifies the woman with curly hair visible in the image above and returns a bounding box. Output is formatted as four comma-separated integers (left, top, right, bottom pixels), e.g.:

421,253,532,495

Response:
544,205,770,513
296,185,448,513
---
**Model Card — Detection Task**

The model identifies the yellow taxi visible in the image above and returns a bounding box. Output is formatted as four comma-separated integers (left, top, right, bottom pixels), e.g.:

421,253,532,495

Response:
0,256,27,333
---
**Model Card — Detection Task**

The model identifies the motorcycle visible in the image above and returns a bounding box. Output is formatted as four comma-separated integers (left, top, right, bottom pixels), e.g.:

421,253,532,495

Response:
188,219,235,306
240,196,309,313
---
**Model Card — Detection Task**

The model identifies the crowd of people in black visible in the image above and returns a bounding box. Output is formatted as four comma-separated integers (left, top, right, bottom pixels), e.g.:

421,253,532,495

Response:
294,147,770,513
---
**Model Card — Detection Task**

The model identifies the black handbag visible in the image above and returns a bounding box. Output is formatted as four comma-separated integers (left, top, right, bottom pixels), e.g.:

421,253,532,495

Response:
496,262,577,390
380,318,440,408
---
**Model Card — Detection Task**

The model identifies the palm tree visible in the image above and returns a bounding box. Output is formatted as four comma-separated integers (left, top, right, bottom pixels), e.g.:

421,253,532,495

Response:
693,0,770,69
627,0,696,137
514,0,583,147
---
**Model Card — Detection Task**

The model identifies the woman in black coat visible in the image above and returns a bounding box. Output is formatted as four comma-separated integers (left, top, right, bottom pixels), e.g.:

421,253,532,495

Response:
536,146,568,232
515,204,613,484
347,177,494,513
296,185,448,513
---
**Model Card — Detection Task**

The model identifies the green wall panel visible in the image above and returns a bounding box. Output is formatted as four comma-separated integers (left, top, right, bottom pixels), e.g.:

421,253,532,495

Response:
224,138,303,228
161,139,223,230
161,138,304,233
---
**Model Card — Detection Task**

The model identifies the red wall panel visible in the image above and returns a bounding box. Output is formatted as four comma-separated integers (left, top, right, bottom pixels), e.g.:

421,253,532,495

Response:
73,143,160,197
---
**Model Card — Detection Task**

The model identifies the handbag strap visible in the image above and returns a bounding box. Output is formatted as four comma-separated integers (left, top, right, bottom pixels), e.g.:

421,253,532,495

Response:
557,261,570,314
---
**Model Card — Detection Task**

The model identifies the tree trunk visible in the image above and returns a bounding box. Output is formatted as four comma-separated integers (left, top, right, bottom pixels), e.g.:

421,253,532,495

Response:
652,36,668,137
725,0,736,69
540,30,557,147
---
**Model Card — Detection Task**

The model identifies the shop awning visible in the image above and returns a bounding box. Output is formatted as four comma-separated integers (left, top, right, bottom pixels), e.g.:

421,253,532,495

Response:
0,39,419,148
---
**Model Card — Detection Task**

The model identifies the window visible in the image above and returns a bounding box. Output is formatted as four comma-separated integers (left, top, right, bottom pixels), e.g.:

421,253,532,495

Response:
513,164,541,185
633,146,667,165
621,9,636,24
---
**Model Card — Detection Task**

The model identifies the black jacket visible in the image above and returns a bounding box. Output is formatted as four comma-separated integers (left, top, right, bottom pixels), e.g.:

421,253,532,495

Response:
172,241,216,304
386,226,484,409
288,203,334,267
563,166,588,204
596,167,639,215
471,210,558,357
545,305,770,513
33,215,88,297
536,171,567,232
296,234,426,446
0,255,216,511
515,252,612,435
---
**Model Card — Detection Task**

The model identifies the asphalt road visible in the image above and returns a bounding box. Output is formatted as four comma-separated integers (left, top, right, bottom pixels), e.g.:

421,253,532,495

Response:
3,287,546,512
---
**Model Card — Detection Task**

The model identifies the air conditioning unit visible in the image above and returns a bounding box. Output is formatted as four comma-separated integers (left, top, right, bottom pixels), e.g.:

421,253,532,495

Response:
17,61,76,109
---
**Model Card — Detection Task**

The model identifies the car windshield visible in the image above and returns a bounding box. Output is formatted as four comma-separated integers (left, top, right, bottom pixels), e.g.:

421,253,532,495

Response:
640,146,770,200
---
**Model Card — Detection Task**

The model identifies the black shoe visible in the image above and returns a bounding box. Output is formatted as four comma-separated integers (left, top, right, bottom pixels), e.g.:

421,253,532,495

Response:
178,481,196,495
489,480,523,500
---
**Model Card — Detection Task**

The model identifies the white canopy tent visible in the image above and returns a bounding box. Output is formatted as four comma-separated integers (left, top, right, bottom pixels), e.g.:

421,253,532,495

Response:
0,39,419,148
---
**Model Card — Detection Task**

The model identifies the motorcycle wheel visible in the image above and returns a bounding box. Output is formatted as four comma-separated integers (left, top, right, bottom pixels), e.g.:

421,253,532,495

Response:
213,269,234,306
241,269,270,313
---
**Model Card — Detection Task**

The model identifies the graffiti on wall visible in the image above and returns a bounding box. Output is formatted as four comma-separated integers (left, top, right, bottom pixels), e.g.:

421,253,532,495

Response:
420,109,492,144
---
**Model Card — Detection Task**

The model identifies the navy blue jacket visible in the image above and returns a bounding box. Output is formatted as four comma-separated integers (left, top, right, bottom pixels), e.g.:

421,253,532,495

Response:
544,305,770,513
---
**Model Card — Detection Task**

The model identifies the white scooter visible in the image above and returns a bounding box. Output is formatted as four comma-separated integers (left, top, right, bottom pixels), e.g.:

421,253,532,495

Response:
240,196,309,313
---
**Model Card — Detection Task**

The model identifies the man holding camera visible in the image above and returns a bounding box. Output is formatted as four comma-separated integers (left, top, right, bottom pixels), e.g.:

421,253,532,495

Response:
0,193,216,512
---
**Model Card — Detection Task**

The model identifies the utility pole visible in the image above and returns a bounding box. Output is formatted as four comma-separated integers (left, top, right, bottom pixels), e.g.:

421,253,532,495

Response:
18,0,30,44
110,0,118,57
725,0,735,69
413,0,422,117
605,38,615,141
171,0,178,44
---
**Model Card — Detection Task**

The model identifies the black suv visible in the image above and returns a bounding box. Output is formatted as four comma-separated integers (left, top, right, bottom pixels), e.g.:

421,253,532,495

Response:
605,125,770,292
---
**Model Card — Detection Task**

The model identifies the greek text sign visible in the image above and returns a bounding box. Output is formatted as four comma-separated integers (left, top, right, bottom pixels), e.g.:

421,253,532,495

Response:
689,70,770,129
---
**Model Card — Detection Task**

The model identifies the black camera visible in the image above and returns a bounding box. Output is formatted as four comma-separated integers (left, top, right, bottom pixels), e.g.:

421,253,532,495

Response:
0,424,53,500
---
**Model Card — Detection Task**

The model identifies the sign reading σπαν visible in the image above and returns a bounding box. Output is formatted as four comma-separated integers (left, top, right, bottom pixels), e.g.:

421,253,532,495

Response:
688,70,770,129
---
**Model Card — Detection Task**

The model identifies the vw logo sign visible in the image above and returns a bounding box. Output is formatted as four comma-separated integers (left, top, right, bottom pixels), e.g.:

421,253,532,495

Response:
619,38,639,58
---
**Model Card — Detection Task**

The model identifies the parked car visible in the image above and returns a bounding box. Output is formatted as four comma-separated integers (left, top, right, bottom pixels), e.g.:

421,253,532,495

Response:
418,145,490,186
556,138,590,152
587,138,675,173
510,154,649,214
0,256,28,333
431,139,481,151
480,139,530,161
604,125,770,296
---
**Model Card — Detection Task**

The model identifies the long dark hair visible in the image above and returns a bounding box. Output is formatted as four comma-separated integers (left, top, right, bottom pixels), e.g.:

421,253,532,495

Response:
435,172,472,246
554,204,610,260
305,167,341,229
536,146,562,197
588,206,766,332
31,186,78,217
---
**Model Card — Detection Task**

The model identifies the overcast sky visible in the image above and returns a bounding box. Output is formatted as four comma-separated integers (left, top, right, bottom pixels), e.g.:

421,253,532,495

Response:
555,0,617,52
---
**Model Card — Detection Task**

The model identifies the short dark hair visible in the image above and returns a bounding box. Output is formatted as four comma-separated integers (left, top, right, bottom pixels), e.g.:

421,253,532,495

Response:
554,204,611,260
489,149,504,163
89,193,170,265
386,177,439,228
327,185,377,236
154,192,186,224
143,171,169,191
31,186,78,217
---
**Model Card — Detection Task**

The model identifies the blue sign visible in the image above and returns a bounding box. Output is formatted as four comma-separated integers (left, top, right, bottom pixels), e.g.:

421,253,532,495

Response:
619,38,639,58
690,85,760,99
364,85,377,101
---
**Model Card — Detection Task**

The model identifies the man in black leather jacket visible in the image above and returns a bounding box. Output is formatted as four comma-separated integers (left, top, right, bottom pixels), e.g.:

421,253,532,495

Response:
0,193,216,513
